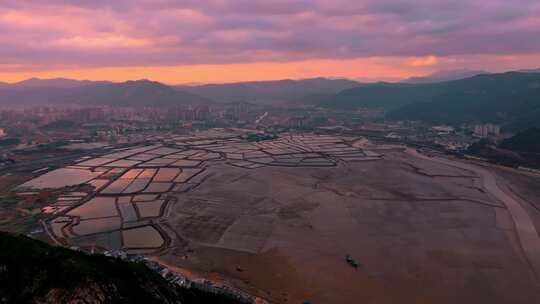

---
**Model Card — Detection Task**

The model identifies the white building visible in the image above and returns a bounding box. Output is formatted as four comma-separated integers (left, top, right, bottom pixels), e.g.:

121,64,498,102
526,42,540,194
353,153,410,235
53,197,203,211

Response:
432,125,455,134
474,124,500,138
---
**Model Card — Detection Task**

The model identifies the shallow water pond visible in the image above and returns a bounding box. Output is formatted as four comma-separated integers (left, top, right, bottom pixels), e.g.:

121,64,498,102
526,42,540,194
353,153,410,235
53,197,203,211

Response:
20,168,102,189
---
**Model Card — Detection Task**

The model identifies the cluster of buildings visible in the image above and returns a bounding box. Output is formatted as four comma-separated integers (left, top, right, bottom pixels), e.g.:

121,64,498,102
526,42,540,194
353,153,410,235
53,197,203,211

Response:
0,102,374,139
473,124,501,138
1,102,505,159
0,105,214,129
354,108,385,120
227,102,251,120
0,106,105,125
128,105,213,122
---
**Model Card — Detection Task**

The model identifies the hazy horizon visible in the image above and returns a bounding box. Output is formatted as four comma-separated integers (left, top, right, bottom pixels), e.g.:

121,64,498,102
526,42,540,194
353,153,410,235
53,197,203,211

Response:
2,67,537,86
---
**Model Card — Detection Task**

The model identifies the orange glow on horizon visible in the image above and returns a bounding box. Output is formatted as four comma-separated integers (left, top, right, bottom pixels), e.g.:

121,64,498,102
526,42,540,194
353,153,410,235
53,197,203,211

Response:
0,58,418,84
2,54,539,85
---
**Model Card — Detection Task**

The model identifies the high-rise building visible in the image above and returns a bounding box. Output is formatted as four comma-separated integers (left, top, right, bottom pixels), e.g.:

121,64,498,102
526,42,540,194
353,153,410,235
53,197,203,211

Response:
474,124,500,138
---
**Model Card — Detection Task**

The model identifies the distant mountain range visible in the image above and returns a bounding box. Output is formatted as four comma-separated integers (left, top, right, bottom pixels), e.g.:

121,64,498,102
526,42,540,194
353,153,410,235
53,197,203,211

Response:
0,77,359,107
6,77,109,89
60,80,211,107
0,79,209,107
2,70,540,130
518,68,540,73
401,68,540,84
176,78,360,104
401,69,490,84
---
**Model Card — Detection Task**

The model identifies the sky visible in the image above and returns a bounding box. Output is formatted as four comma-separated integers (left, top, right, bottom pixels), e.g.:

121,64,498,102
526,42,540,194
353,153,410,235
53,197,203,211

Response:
1,0,540,84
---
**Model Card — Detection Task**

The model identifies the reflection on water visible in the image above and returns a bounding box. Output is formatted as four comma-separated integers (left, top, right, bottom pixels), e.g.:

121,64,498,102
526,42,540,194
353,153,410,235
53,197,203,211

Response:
88,179,108,190
20,168,102,189
68,197,118,219
123,178,151,194
122,226,164,249
118,201,138,222
136,200,165,218
153,168,180,182
101,179,133,194
72,217,122,235
33,133,372,255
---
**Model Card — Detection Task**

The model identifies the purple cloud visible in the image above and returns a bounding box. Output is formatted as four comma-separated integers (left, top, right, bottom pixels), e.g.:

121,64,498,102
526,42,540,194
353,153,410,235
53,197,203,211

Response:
0,0,539,70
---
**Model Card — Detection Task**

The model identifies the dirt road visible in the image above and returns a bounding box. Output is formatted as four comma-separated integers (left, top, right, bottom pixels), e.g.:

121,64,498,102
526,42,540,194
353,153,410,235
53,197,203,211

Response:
408,148,540,278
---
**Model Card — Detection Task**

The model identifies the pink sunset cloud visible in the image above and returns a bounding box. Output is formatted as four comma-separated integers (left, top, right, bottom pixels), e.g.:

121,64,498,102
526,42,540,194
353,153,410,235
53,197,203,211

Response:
0,0,539,82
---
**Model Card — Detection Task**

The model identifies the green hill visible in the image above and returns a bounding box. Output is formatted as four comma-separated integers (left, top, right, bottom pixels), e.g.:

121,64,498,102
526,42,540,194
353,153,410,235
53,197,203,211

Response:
318,82,450,110
465,129,540,169
500,128,540,153
178,77,360,104
317,72,540,130
386,72,540,128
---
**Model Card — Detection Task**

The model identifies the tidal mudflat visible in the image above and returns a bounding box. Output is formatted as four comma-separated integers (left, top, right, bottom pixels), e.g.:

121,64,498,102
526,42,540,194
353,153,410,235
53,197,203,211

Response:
16,131,540,304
